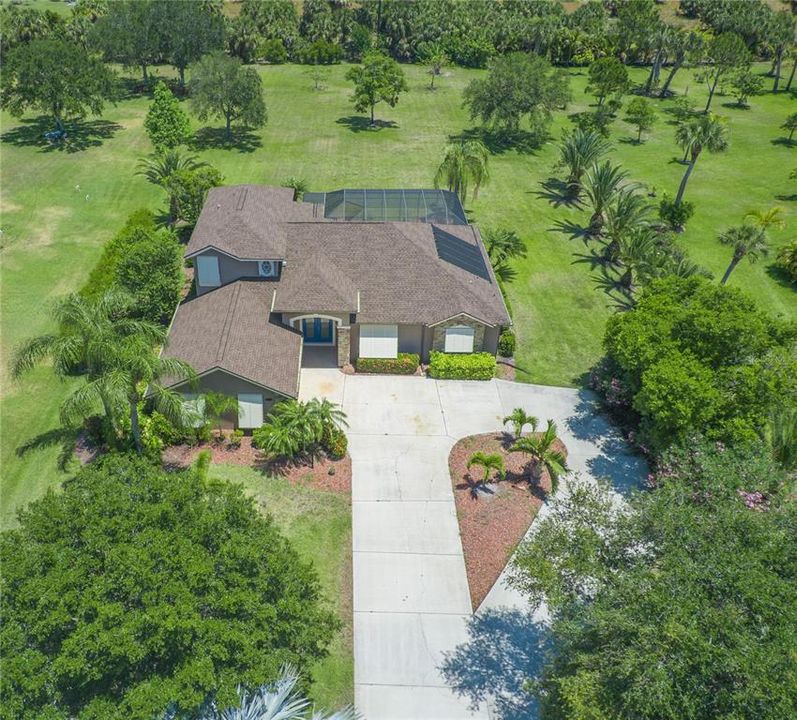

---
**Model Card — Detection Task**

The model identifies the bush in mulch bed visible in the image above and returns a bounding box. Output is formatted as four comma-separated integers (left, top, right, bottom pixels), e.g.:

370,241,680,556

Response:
161,436,351,494
449,431,567,610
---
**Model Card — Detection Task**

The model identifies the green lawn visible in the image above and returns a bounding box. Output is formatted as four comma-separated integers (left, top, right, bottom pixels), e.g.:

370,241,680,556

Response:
2,61,795,526
209,465,352,709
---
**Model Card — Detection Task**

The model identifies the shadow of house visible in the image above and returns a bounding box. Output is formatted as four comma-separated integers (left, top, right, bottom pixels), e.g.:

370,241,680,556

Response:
1,117,122,153
440,608,550,720
192,126,262,153
335,115,398,132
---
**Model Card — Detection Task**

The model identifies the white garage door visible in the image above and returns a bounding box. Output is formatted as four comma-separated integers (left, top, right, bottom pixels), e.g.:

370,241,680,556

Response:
237,393,264,429
359,324,398,358
444,325,475,353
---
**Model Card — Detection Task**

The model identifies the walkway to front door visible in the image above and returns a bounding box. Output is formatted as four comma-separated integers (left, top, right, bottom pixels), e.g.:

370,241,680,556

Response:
302,317,335,344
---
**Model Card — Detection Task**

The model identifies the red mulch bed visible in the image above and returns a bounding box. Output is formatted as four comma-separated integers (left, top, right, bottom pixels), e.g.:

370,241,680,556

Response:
449,431,567,610
161,436,351,494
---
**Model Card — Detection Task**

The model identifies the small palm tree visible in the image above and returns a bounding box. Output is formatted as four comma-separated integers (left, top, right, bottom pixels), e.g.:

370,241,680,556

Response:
510,420,568,494
433,139,490,202
602,187,651,263
308,397,349,431
718,224,769,285
744,206,785,231
136,148,207,223
584,161,630,235
483,227,528,282
673,114,728,207
202,392,239,442
466,451,505,496
615,227,659,298
270,400,322,461
776,239,797,281
503,407,539,439
254,419,301,460
557,128,611,195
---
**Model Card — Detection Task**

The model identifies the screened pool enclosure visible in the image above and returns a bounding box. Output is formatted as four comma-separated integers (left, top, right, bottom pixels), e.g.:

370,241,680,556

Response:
303,188,468,225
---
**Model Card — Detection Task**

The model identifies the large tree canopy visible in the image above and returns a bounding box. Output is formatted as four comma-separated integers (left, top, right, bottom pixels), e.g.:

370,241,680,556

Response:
0,454,337,719
510,440,797,720
345,51,408,125
0,38,116,129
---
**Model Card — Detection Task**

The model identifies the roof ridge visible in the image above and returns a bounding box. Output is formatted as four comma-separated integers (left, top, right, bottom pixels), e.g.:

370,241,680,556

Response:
215,283,241,364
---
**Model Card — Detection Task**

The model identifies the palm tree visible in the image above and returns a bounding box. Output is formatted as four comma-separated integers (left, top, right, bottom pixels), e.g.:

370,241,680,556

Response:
510,420,568,494
557,128,611,196
602,187,651,263
503,407,539,439
718,224,769,285
254,419,301,460
433,139,490,202
777,239,797,280
769,406,797,470
202,391,239,442
673,114,728,207
308,397,349,431
136,148,207,223
270,400,323,461
12,290,164,440
743,206,785,231
584,161,630,235
60,334,196,454
615,227,659,297
185,664,357,720
483,227,528,282
466,451,505,496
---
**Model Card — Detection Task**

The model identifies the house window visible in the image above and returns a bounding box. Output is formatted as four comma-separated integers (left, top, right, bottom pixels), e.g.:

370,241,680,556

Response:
359,324,398,358
237,393,264,429
196,255,220,287
182,393,206,427
444,325,475,353
258,260,278,277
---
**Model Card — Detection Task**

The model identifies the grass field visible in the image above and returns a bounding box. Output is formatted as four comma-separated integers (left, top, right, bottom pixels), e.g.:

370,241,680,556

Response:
1,61,795,525
209,465,353,709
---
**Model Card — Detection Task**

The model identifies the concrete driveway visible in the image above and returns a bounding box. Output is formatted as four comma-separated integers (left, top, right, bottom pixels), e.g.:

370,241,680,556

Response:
300,370,646,720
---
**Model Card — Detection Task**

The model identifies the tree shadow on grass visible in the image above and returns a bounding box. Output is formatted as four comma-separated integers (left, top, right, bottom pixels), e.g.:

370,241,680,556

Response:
771,137,796,148
450,126,544,155
335,115,398,132
440,607,550,720
191,126,262,153
765,263,796,289
533,177,582,209
549,218,591,243
1,117,122,153
16,426,80,471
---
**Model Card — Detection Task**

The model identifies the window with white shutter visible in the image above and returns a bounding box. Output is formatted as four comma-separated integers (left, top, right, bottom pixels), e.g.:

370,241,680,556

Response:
196,255,221,287
237,393,263,429
444,325,475,353
359,324,398,358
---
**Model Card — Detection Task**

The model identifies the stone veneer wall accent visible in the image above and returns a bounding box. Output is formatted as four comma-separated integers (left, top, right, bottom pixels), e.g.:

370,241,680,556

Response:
431,315,487,353
337,326,350,366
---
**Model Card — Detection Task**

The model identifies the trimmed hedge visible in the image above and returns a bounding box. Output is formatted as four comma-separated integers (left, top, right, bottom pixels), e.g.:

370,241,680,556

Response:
428,351,496,380
498,330,516,357
356,353,420,375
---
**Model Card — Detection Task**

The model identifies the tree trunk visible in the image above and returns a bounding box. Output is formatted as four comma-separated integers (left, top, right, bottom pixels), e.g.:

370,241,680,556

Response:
704,76,718,113
638,126,643,143
370,103,375,125
142,63,148,83
130,399,142,453
179,65,186,89
773,50,783,92
659,58,683,98
790,127,795,141
682,145,690,162
720,255,741,285
675,155,698,206
598,94,605,106
786,58,797,91
225,114,232,141
169,194,178,225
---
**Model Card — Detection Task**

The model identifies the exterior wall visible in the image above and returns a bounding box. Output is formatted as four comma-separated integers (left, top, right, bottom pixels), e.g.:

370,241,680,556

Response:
170,369,288,431
337,327,350,366
431,315,488,353
483,325,500,356
350,324,361,361
193,251,281,295
398,324,424,356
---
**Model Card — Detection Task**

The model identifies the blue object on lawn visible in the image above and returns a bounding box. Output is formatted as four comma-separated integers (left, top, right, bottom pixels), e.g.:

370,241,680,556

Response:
44,129,67,141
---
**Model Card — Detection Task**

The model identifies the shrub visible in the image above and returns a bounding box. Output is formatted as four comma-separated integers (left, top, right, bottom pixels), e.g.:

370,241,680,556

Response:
498,330,516,357
297,38,343,64
228,429,244,448
323,424,347,460
776,239,797,282
259,38,287,63
659,194,695,231
356,353,419,375
428,351,496,380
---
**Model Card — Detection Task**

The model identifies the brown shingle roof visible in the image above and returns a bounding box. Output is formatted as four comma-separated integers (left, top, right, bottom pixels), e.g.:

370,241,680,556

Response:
163,281,302,398
185,185,316,260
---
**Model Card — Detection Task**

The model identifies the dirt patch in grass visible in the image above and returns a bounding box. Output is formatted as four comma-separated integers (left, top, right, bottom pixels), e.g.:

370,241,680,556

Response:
449,431,566,610
162,436,351,493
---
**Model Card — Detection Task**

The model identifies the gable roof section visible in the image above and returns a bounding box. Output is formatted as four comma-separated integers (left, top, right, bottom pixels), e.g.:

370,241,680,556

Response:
163,281,302,398
186,185,315,260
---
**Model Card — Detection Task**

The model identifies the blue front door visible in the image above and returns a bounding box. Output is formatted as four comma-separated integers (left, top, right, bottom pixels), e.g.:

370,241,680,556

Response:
302,318,334,344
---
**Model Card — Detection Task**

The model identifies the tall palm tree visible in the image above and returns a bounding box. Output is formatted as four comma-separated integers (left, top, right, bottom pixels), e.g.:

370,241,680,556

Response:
511,420,568,494
12,290,164,439
584,161,630,235
503,407,539,439
673,114,728,207
136,148,207,223
466,451,505,496
718,224,769,285
433,139,490,202
744,206,785,231
557,128,611,195
60,334,196,454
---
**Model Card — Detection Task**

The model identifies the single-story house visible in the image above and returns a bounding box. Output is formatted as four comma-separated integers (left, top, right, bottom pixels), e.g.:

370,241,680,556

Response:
163,185,511,429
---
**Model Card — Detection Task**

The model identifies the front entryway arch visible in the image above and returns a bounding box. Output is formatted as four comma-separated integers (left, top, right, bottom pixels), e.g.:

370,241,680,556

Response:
289,314,341,346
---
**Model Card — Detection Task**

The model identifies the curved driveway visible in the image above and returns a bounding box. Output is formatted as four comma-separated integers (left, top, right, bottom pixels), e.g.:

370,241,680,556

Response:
300,370,646,720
